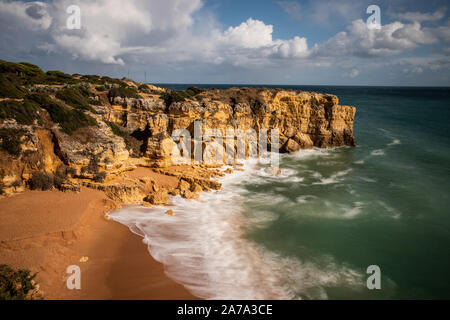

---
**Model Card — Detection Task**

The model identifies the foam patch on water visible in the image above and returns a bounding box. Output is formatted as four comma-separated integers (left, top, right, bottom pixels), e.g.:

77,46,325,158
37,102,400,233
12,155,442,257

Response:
286,147,340,160
109,158,364,299
312,169,353,185
371,149,386,156
388,139,401,146
296,195,318,203
377,201,401,219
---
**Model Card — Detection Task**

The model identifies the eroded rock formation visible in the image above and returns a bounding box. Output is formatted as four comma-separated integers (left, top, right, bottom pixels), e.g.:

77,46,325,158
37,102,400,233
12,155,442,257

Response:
0,60,356,201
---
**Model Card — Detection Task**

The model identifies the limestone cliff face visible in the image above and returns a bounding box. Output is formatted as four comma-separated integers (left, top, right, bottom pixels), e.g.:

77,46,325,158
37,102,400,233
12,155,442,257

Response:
106,88,356,163
0,83,356,196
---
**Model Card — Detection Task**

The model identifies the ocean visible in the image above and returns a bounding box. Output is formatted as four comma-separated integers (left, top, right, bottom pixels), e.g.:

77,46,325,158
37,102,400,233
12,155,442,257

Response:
109,85,450,299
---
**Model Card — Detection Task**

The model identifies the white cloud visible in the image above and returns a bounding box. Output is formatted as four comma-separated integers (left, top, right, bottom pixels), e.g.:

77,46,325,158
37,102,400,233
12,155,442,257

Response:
220,18,273,49
0,0,448,85
0,0,203,65
315,19,441,58
349,68,359,78
0,1,52,29
216,18,309,61
277,1,302,21
391,6,446,23
271,36,309,58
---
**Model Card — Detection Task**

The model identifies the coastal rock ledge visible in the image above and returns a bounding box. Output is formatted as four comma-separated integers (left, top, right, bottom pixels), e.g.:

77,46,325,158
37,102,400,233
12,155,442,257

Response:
109,88,356,160
0,60,356,199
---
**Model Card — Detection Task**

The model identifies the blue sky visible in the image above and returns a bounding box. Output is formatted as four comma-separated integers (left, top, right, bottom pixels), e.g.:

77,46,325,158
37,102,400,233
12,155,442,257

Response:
1,0,449,86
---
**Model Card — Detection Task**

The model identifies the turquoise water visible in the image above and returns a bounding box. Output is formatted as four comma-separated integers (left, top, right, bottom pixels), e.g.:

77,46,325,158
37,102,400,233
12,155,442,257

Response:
238,86,450,299
115,85,450,299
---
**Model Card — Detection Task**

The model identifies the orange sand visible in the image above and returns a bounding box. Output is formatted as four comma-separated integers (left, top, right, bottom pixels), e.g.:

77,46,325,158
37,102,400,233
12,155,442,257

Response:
0,186,196,299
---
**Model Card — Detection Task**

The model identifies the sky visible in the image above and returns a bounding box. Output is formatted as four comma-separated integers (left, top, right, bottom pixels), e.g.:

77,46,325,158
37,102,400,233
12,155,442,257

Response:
0,0,449,86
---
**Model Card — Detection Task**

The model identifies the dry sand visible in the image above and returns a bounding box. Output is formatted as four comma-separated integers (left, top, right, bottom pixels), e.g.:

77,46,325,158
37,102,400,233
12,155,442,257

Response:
0,186,196,299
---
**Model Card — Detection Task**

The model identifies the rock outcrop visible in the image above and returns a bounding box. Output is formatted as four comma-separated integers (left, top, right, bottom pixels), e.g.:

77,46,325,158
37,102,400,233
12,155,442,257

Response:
106,88,356,165
0,60,356,199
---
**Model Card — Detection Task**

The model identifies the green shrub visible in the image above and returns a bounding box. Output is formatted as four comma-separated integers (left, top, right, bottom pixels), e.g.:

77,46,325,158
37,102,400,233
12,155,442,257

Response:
0,99,40,125
0,60,44,80
80,74,102,84
55,87,96,112
0,128,24,156
160,90,191,107
105,121,125,137
0,74,26,98
29,172,54,191
105,121,142,156
28,94,97,135
138,84,150,91
108,86,140,101
88,97,102,106
95,85,106,92
0,264,38,300
0,60,47,86
186,86,204,96
44,70,78,85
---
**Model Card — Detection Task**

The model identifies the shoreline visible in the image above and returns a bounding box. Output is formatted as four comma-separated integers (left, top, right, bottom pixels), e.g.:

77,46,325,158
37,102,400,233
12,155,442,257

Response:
0,186,197,300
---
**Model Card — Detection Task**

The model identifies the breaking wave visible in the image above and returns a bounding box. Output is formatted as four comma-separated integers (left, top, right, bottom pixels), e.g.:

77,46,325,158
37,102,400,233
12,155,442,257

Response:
108,157,365,299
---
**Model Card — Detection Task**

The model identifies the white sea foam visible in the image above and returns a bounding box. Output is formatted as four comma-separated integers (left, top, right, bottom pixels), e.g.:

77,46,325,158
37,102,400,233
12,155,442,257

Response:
287,147,339,160
371,149,385,156
388,139,401,146
312,169,352,185
379,128,402,147
109,157,364,299
377,201,401,219
360,176,377,183
296,195,318,203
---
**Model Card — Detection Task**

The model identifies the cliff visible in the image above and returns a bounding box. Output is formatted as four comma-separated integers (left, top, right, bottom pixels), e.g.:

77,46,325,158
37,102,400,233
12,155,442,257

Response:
0,60,356,202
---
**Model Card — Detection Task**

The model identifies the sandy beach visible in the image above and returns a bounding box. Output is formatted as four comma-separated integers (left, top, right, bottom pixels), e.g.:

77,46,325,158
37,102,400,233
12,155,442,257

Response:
0,187,196,300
